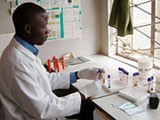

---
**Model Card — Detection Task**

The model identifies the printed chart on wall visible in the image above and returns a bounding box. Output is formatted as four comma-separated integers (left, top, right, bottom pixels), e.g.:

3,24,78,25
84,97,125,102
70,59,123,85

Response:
15,0,82,40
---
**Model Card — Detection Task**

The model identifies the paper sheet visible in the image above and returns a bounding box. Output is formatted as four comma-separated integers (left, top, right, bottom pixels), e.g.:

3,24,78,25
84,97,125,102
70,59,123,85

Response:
112,102,145,116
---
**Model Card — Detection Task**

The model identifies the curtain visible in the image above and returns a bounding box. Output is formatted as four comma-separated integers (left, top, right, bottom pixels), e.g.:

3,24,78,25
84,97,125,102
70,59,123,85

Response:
109,0,133,36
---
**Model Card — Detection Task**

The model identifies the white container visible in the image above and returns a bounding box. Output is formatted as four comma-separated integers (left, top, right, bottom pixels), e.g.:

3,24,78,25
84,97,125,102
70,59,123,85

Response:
138,56,153,85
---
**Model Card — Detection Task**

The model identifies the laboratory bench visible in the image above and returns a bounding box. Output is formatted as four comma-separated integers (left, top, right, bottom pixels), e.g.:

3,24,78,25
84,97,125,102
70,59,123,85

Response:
63,54,160,120
93,93,160,120
1,54,159,120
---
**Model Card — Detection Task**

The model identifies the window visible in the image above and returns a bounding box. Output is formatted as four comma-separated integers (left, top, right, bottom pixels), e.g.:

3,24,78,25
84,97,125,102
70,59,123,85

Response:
109,0,160,69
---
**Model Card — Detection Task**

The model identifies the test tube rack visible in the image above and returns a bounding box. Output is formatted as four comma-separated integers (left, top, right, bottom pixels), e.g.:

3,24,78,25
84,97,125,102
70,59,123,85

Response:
45,56,65,73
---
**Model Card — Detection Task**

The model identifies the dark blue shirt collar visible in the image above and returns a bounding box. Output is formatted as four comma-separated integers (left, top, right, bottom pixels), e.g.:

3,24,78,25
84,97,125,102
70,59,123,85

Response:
15,35,39,56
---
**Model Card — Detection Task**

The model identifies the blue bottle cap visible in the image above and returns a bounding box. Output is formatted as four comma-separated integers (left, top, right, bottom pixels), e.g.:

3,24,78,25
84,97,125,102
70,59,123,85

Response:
151,76,154,80
135,72,139,76
147,77,152,82
118,67,123,71
108,75,110,78
97,69,102,73
126,71,129,75
123,70,129,75
133,73,136,76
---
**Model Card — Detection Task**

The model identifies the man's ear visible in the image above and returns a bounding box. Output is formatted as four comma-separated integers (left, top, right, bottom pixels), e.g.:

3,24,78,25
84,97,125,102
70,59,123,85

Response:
24,24,31,34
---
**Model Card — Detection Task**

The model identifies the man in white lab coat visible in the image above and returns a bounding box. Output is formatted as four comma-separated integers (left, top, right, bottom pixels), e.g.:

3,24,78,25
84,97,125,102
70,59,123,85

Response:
0,2,105,120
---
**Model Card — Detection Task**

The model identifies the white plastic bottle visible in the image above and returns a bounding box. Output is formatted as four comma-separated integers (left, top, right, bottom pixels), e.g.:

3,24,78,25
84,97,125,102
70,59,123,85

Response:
138,56,153,85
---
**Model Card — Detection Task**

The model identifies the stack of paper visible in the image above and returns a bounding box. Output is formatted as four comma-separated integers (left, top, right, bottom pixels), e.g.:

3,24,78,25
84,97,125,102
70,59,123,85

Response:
72,79,111,99
119,86,149,103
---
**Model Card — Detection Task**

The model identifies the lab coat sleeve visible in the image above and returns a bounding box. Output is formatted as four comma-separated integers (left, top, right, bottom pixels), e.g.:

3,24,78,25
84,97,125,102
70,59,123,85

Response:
10,63,81,119
48,72,70,90
37,56,70,90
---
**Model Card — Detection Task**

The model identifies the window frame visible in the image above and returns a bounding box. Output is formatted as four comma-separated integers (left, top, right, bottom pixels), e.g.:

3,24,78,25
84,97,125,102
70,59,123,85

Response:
108,0,160,69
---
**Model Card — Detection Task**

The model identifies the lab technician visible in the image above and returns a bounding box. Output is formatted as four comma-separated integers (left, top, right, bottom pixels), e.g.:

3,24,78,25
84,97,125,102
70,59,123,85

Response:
0,2,106,120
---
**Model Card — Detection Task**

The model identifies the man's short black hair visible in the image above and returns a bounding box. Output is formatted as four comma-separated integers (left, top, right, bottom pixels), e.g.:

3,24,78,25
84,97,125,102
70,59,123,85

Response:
12,2,46,35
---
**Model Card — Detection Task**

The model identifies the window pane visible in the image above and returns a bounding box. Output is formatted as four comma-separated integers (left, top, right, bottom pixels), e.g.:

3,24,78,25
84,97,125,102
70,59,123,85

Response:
133,0,149,5
133,26,151,50
155,29,160,67
110,0,160,69
133,2,151,25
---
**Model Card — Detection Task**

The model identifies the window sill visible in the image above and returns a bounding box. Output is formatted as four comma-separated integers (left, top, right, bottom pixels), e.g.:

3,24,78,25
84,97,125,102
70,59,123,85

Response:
109,55,138,69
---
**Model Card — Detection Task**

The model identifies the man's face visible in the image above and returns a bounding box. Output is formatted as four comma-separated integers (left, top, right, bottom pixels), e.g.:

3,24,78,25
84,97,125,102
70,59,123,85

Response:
29,12,50,45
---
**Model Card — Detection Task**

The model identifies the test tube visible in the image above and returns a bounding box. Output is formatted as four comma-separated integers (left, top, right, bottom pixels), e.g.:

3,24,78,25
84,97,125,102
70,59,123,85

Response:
47,59,51,73
151,76,156,92
108,75,111,88
61,56,65,70
147,77,153,93
52,56,57,70
55,59,60,72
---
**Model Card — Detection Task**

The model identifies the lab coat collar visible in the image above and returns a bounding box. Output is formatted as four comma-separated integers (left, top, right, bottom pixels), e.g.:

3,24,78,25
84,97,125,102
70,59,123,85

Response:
11,37,38,61
15,35,39,56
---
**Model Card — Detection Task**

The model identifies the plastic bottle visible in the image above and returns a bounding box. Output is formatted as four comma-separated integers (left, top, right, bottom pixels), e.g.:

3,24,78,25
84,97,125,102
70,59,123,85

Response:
96,68,106,84
96,69,104,83
96,69,101,81
138,56,153,85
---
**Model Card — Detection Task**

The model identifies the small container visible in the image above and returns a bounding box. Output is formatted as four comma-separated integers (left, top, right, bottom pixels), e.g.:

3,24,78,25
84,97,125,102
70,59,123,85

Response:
96,69,105,83
133,72,139,86
133,73,137,86
123,69,129,84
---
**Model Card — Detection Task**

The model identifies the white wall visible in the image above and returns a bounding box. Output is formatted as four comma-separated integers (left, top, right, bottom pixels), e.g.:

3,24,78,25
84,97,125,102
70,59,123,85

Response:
0,0,108,62
0,0,15,34
38,0,101,62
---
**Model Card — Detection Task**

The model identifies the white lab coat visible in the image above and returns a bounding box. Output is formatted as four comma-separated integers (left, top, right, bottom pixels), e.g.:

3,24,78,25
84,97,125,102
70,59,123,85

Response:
0,37,81,120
